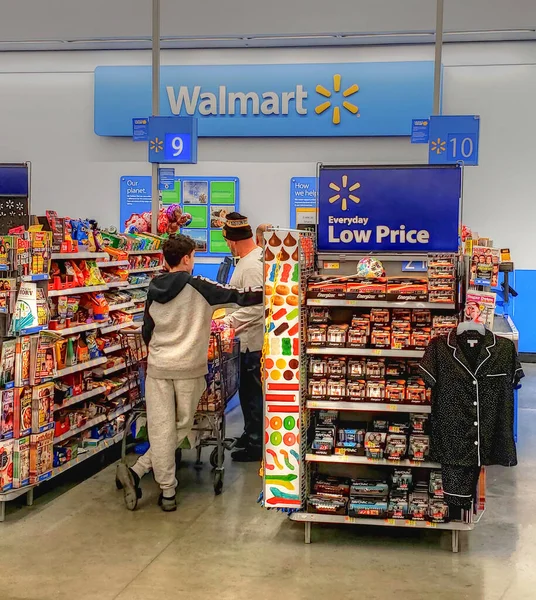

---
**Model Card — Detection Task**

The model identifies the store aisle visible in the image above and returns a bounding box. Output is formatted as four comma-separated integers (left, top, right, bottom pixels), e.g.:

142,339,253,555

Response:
0,367,535,600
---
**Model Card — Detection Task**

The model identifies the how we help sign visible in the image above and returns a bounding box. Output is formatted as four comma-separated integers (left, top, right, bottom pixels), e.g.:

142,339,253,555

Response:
290,177,318,229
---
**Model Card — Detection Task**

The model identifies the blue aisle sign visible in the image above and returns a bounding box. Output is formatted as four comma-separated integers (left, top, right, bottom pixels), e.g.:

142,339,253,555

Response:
290,177,317,228
402,260,428,272
94,62,435,138
428,115,480,165
132,118,149,141
317,165,461,252
410,119,430,144
147,116,198,164
120,176,152,229
158,167,175,191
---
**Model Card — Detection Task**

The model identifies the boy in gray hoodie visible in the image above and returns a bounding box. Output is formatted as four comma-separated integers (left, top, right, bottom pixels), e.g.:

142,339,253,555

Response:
116,234,263,512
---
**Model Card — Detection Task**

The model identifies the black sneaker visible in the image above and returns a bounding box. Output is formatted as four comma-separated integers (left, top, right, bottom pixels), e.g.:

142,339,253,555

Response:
234,433,249,450
231,448,262,463
158,493,177,512
116,464,142,510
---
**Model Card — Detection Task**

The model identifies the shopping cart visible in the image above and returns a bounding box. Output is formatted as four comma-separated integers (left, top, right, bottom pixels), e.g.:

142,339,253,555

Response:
116,330,240,496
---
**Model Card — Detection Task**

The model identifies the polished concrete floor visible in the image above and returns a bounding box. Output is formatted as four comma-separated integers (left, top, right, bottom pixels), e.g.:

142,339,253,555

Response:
1,365,535,600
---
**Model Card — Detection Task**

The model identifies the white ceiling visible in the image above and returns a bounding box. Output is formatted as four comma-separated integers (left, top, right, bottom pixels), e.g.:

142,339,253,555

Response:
0,0,535,51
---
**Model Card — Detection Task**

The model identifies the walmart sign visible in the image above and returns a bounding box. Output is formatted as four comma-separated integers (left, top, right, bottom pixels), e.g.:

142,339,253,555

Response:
94,62,435,138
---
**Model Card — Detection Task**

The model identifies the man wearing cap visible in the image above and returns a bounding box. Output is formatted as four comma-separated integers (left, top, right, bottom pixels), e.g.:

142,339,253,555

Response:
222,213,264,462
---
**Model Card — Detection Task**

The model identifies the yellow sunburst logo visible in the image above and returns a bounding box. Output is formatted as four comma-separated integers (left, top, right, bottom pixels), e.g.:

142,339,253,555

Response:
150,137,164,153
315,74,359,125
329,175,361,211
430,137,446,155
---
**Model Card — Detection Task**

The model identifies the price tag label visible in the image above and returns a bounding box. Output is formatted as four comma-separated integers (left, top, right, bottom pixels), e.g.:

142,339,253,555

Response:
309,401,318,408
393,343,402,350
372,349,382,356
348,300,358,306
309,298,321,305
426,521,437,528
405,520,417,527
345,516,357,524
385,518,395,525
324,262,340,270
387,404,398,411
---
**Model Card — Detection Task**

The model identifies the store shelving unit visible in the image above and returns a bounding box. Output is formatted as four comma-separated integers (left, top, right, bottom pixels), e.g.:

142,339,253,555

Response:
108,301,135,312
127,249,163,255
51,252,108,260
288,251,474,553
54,414,107,444
128,266,162,274
97,260,130,268
49,285,109,297
55,356,108,378
99,322,134,335
51,321,103,336
55,387,107,411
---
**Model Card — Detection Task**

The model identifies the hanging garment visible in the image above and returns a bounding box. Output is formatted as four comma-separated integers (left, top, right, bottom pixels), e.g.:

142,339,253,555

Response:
419,329,523,468
441,464,482,509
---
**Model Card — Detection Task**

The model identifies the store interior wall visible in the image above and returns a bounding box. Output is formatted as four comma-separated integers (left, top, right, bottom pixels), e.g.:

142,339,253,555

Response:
0,42,535,349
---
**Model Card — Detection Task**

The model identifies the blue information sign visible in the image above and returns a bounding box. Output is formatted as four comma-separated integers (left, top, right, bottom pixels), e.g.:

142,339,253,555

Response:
132,118,149,141
158,167,175,191
317,165,461,253
290,177,317,228
410,119,430,144
147,116,198,164
120,176,152,229
428,115,480,165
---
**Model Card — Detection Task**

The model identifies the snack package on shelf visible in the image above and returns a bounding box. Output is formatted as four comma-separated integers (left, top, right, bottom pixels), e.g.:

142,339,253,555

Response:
29,429,54,484
1,389,14,440
13,436,30,488
0,439,14,491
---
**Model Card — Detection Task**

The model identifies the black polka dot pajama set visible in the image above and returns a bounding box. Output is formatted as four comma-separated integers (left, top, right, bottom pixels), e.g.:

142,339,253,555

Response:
420,329,524,508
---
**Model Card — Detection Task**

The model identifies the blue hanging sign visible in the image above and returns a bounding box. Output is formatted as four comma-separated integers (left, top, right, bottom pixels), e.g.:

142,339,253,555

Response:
158,167,175,191
132,118,149,141
147,116,198,164
290,177,317,228
410,119,430,144
428,115,480,165
317,165,461,253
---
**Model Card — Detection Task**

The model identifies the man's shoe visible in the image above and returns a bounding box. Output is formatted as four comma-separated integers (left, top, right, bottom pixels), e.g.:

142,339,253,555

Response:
234,433,249,450
158,493,177,512
116,463,142,510
231,448,262,463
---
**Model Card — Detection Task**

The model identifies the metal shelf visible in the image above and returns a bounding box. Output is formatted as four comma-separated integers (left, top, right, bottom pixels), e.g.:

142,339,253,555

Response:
103,344,122,355
99,321,134,335
48,321,102,336
97,260,129,267
289,512,473,531
54,414,107,444
108,302,135,312
52,432,124,477
55,356,107,378
49,285,109,297
107,402,137,421
307,298,455,310
306,400,431,413
51,252,109,260
306,453,440,469
54,386,107,412
107,381,136,401
128,266,162,274
94,361,128,376
125,283,150,290
126,249,163,255
106,281,130,288
306,347,425,358
125,307,144,315
21,273,49,282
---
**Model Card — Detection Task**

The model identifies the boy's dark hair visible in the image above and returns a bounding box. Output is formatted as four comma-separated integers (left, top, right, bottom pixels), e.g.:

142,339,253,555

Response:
163,234,196,268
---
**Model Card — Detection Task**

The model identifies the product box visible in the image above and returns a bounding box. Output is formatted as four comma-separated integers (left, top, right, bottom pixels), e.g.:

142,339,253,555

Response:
346,278,387,301
307,277,346,300
29,429,54,484
13,436,30,488
308,494,348,516
1,388,14,440
348,497,388,518
0,439,14,491
13,386,32,438
386,278,428,302
31,382,55,433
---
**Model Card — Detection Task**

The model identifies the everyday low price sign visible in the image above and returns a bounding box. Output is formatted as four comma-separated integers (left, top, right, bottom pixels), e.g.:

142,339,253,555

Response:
317,165,461,253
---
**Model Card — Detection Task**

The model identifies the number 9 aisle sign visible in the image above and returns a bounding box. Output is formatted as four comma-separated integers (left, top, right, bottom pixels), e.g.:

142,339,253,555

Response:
428,115,480,166
147,116,198,164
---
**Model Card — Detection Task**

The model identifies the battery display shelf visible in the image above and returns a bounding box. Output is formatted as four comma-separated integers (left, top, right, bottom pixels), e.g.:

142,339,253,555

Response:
262,248,485,552
0,214,161,521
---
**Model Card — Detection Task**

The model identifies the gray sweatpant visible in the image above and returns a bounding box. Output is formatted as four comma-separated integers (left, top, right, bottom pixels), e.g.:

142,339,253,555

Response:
132,375,206,494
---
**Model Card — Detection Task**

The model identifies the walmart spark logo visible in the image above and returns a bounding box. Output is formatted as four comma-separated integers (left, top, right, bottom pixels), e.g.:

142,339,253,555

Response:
329,175,361,211
430,137,446,155
315,74,359,125
150,137,163,153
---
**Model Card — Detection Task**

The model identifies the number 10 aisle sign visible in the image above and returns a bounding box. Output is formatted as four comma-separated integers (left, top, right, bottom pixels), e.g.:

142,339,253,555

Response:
428,115,480,166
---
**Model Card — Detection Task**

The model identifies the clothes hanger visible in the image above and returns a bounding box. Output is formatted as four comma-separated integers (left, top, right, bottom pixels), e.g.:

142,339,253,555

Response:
457,321,486,336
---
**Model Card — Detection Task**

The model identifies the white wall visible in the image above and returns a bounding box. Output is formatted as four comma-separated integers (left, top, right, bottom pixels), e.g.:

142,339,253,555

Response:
0,42,535,266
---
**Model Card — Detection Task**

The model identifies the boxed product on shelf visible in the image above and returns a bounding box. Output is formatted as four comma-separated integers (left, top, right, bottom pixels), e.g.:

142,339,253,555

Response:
386,278,428,302
308,494,348,515
408,490,429,521
385,434,407,459
312,424,336,455
1,388,14,441
346,277,387,301
350,479,389,497
307,276,346,300
428,499,449,523
408,434,430,461
388,491,409,519
366,380,385,402
347,358,366,379
410,413,429,434
335,425,366,455
14,335,31,387
429,470,444,498
347,380,366,400
31,382,55,433
326,324,348,348
432,314,458,337
0,338,16,387
385,380,406,402
29,429,54,483
348,497,388,518
364,431,386,459
0,438,14,491
13,386,32,438
391,469,413,492
13,435,30,488
53,440,79,468
307,325,327,347
313,475,351,497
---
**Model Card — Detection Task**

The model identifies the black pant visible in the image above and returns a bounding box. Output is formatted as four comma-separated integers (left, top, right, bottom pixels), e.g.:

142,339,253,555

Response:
239,350,263,450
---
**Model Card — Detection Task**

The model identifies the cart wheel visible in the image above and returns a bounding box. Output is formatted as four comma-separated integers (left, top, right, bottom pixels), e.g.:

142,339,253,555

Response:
210,448,224,469
214,470,224,495
115,477,123,490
